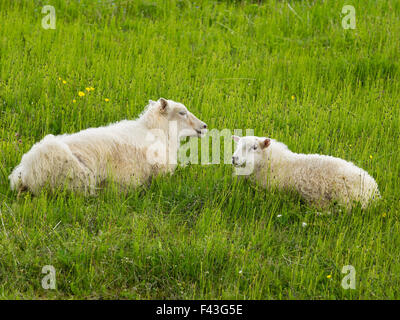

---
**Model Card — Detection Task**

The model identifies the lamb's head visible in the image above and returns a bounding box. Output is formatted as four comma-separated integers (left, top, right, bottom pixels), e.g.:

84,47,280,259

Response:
148,98,207,139
232,135,270,171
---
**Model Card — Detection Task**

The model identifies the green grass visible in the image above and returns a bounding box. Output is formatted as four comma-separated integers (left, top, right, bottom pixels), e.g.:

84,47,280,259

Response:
1,0,400,299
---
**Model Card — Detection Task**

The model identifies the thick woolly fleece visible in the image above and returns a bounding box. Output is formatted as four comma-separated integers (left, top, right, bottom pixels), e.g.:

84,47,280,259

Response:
233,136,380,209
9,98,207,195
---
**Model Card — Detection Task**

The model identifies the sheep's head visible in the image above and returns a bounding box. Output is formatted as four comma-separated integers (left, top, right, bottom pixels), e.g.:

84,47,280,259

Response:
150,98,207,139
232,135,270,172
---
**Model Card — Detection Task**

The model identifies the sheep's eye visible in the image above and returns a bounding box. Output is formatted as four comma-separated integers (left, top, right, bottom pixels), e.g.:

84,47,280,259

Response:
179,111,187,116
252,145,258,150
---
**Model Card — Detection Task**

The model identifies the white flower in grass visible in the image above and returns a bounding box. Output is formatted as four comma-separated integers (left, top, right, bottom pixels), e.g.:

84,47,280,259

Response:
302,222,307,228
277,214,282,218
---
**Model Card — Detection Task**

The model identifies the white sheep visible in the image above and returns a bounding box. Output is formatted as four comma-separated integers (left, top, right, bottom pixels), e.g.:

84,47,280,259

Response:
232,135,380,209
9,98,207,195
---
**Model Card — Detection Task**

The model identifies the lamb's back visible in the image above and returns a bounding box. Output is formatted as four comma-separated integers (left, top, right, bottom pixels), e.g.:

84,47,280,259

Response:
290,153,378,208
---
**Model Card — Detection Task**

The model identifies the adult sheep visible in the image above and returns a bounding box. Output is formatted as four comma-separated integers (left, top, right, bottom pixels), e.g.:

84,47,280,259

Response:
10,98,207,195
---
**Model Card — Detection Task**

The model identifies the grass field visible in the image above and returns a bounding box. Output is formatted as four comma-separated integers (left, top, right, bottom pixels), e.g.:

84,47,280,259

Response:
1,0,400,299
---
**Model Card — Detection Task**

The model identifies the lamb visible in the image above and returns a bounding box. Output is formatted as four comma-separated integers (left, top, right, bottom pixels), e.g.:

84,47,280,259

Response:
9,98,207,195
231,135,380,209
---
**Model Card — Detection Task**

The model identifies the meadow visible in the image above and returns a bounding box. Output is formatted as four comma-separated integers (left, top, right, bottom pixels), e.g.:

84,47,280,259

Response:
0,0,400,299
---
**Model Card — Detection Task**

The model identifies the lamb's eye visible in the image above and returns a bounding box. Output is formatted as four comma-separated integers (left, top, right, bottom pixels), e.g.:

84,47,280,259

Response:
179,111,187,116
252,145,258,150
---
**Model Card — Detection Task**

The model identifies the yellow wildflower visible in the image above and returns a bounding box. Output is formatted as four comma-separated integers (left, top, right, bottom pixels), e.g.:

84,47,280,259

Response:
369,155,373,159
104,98,110,102
78,91,85,97
62,80,67,84
382,213,387,218
327,275,332,279
85,87,91,92
291,95,295,100
73,99,76,103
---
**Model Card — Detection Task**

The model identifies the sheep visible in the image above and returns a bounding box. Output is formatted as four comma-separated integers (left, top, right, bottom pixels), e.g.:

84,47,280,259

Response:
232,135,380,209
9,98,207,195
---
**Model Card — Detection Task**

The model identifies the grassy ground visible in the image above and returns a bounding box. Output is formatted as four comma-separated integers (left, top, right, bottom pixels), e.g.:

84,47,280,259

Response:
1,0,400,299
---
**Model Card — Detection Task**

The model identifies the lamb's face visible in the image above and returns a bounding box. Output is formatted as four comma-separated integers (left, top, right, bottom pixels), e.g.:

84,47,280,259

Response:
156,98,207,139
232,136,270,170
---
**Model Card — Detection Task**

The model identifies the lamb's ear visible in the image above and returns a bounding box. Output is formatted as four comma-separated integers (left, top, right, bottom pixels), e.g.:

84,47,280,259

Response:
158,98,168,113
260,138,270,149
232,135,240,142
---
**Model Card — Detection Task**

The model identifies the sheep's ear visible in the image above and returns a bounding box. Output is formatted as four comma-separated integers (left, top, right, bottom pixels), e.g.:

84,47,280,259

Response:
158,98,168,113
232,135,240,142
260,138,270,149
